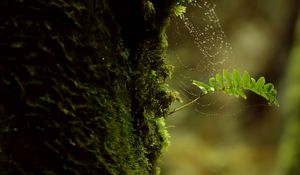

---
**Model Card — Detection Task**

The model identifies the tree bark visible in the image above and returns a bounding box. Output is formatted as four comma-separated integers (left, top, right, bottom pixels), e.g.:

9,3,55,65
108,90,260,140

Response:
0,0,178,174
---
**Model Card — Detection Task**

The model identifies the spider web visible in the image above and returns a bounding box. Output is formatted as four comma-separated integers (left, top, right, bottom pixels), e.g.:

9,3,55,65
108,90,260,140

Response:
167,0,237,116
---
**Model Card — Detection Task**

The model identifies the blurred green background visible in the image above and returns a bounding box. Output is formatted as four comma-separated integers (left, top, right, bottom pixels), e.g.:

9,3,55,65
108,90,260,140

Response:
161,0,300,175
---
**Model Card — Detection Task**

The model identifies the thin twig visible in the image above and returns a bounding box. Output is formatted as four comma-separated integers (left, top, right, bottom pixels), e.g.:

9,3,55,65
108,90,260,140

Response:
168,96,201,116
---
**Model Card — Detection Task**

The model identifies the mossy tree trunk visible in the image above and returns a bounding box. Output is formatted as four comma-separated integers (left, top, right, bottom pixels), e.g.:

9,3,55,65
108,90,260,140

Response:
0,0,179,174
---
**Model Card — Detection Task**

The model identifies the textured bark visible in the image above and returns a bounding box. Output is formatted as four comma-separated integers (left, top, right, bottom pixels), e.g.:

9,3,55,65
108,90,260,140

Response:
0,0,179,174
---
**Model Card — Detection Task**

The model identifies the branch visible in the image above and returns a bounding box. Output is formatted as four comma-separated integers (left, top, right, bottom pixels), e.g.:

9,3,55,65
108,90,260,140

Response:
168,95,201,116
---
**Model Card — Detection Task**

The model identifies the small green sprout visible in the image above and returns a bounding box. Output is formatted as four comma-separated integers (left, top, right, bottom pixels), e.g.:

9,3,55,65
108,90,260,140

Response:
168,69,279,115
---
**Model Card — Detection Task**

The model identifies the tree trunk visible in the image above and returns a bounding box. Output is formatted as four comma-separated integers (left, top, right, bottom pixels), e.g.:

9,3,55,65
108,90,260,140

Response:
0,0,178,174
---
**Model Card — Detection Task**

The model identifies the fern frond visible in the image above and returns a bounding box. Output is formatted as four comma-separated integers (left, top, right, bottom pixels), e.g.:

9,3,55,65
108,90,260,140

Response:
192,69,279,107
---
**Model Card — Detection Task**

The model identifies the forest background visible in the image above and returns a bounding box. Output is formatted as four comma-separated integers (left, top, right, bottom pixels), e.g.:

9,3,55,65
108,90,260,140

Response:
161,0,300,175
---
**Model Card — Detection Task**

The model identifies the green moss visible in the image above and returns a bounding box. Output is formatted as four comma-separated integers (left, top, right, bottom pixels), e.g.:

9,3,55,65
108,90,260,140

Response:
168,0,193,18
0,0,178,174
173,5,187,17
144,1,156,21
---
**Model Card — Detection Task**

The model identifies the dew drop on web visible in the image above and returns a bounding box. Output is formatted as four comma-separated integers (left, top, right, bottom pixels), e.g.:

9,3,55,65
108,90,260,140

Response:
167,0,235,114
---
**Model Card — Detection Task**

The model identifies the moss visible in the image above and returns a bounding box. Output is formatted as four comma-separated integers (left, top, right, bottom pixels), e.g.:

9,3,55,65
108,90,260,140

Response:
0,0,178,174
144,1,156,21
173,5,187,17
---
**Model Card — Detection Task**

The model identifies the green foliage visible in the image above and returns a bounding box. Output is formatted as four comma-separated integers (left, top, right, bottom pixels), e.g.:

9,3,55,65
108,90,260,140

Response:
192,69,280,107
173,0,194,18
174,5,187,17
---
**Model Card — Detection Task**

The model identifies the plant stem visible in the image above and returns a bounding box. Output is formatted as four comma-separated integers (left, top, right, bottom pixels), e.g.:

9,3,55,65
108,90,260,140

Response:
168,96,201,116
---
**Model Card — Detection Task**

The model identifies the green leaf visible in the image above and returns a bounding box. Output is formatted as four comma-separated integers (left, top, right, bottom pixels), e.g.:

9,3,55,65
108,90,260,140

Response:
260,92,269,101
250,78,256,87
192,80,211,94
223,69,232,88
236,88,247,99
256,77,265,91
232,69,241,88
242,71,251,88
192,69,279,107
263,83,274,92
209,77,216,88
224,87,234,95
